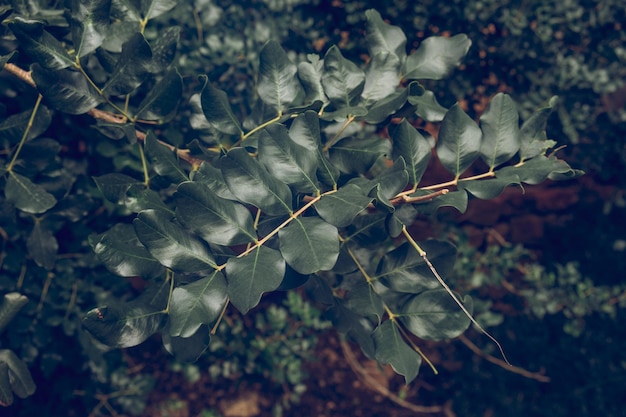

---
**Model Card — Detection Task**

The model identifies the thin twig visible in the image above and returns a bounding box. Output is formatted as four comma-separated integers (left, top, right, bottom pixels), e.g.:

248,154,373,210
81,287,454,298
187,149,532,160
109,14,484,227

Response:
458,334,551,382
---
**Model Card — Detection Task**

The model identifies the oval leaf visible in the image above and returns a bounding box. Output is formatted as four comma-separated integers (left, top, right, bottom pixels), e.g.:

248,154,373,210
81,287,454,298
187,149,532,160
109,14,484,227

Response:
257,40,302,114
314,184,373,227
136,68,183,122
103,32,152,96
479,93,520,169
322,45,365,109
32,65,103,114
373,320,421,384
200,76,243,136
436,103,482,178
7,17,74,70
365,9,407,62
391,119,431,186
403,34,471,80
5,172,57,214
26,222,58,270
279,217,339,274
145,130,189,184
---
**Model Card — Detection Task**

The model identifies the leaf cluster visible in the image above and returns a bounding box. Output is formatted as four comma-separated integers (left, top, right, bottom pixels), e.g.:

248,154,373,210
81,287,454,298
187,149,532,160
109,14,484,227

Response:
1,1,582,388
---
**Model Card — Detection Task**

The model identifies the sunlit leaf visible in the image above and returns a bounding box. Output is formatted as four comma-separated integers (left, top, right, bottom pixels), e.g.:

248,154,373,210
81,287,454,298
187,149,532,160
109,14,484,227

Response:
437,103,482,178
403,34,471,80
175,181,256,246
365,9,407,62
278,217,339,274
373,320,421,384
168,271,227,337
134,209,216,272
5,172,57,214
221,147,293,215
400,289,473,340
226,246,285,314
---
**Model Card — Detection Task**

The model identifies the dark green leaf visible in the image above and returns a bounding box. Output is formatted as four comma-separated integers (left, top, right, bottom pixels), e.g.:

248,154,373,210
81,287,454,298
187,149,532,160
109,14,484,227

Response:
458,175,521,199
519,96,558,161
377,240,455,293
316,151,341,188
200,76,243,136
191,162,236,200
134,209,216,272
413,190,468,214
0,350,36,401
0,106,52,146
326,300,375,358
403,34,471,80
276,265,309,291
141,0,177,20
365,9,407,62
100,19,141,52
297,54,328,105
147,26,179,71
90,223,164,278
322,45,365,108
124,185,170,213
32,65,103,114
0,51,16,70
329,135,391,174
110,0,141,21
175,181,256,246
95,121,137,142
437,103,482,178
83,280,169,348
479,93,520,169
0,362,12,406
373,320,421,384
497,154,577,185
362,81,423,124
70,0,112,58
400,289,473,340
346,280,384,324
361,52,401,103
144,130,188,184
5,172,56,214
370,158,409,209
289,110,321,151
391,119,431,186
257,40,302,114
26,222,57,270
221,147,293,215
279,217,339,274
314,184,373,227
258,124,319,193
103,32,152,95
0,293,28,334
93,173,143,203
162,324,210,362
168,271,227,337
409,89,448,122
136,68,183,121
226,246,285,314
7,17,74,70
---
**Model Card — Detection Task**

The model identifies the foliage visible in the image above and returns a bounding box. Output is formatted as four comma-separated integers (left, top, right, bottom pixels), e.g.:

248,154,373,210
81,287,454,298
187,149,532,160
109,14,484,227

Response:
0,0,583,413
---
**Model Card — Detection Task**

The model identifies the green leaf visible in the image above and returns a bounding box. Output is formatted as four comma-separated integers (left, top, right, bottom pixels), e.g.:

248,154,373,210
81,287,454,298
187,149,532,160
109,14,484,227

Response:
134,209,216,272
479,93,520,169
322,45,365,109
144,130,188,184
297,54,328,105
191,162,236,200
90,223,165,278
226,246,286,314
373,320,421,384
5,172,57,214
103,32,152,95
0,293,28,334
278,217,339,274
258,124,319,193
136,68,183,122
93,173,143,203
346,280,384,324
175,181,256,246
458,175,522,199
391,119,431,186
70,0,112,58
7,17,74,70
0,362,12,406
519,96,558,161
0,350,36,401
257,40,302,114
326,300,375,358
400,289,473,340
403,34,471,80
147,26,179,71
124,185,170,213
83,280,169,348
289,110,321,151
371,158,409,206
436,103,482,178
168,271,227,337
409,89,448,122
110,0,141,21
365,9,407,63
497,154,577,185
329,134,391,174
361,52,401,103
162,324,210,362
26,222,58,270
141,0,177,20
0,105,52,146
0,51,16,70
199,76,243,136
377,240,455,293
314,184,373,227
32,65,103,114
221,147,293,215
